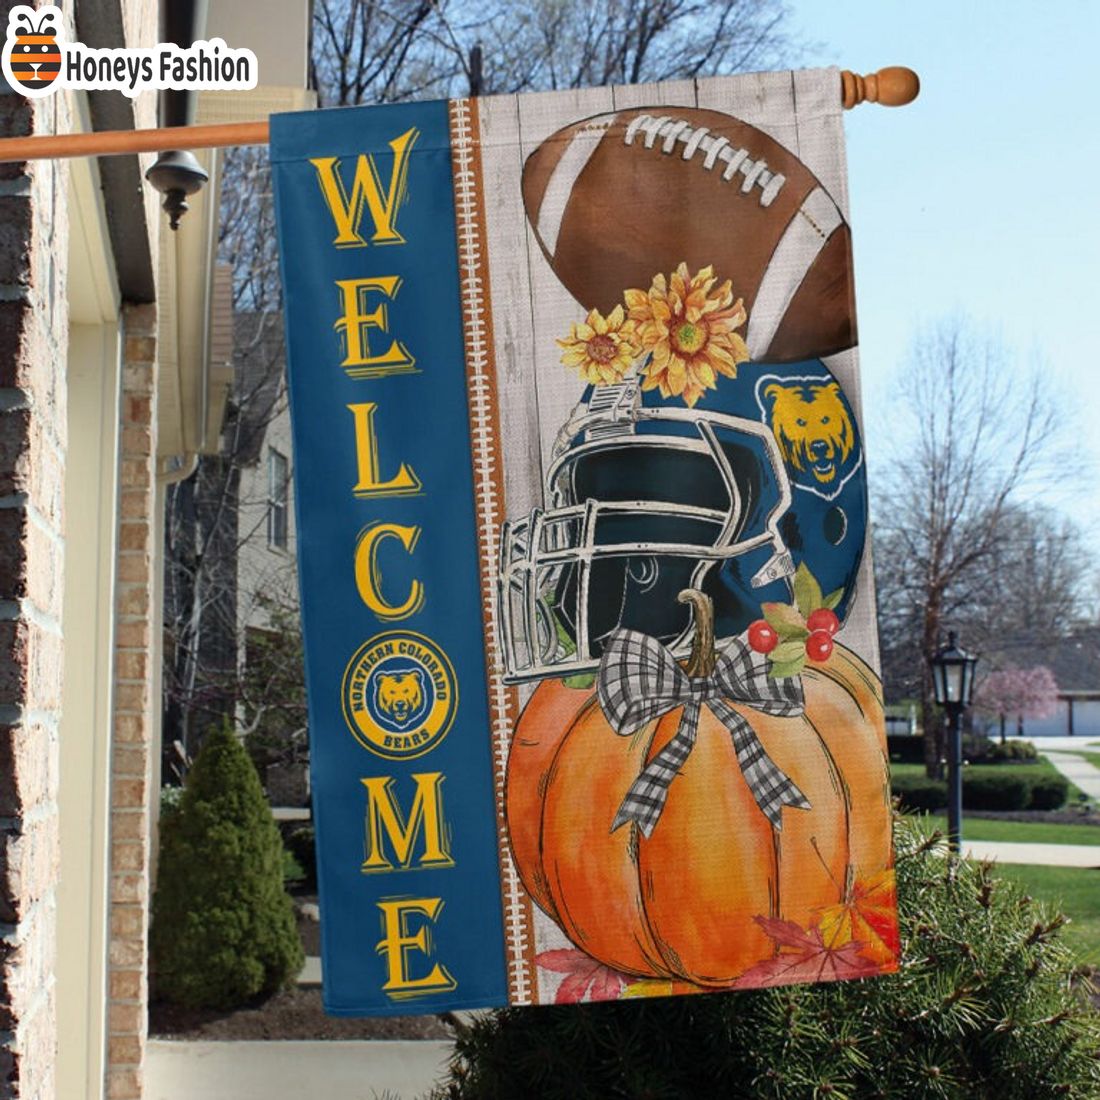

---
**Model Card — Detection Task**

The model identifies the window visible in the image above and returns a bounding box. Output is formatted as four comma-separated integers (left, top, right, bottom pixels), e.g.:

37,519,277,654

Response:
267,448,289,549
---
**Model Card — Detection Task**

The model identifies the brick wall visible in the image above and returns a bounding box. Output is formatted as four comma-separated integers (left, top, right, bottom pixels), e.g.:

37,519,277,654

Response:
106,307,158,1100
0,80,70,1100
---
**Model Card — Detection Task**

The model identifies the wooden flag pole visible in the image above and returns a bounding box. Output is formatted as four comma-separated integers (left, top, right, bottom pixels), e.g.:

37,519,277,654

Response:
0,67,918,164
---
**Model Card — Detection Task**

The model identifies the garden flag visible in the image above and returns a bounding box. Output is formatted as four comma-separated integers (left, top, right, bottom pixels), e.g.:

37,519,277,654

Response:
271,67,899,1017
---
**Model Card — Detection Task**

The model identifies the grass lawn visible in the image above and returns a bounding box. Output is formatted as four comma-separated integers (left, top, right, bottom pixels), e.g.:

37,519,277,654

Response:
989,864,1100,963
892,760,1064,782
922,815,1100,846
1078,751,1100,772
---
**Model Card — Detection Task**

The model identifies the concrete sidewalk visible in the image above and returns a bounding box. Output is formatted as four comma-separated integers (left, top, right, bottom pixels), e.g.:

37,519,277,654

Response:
1041,749,1100,801
963,839,1100,868
145,1039,452,1100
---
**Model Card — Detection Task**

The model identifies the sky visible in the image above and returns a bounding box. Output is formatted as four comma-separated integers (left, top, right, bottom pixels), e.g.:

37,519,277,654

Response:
790,1,1100,533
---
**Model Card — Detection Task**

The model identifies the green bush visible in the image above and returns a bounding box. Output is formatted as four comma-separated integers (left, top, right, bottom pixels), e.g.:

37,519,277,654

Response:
1029,774,1070,811
284,825,317,891
282,848,306,885
886,734,925,764
431,818,1100,1100
962,732,995,762
159,783,184,823
891,773,948,812
886,734,996,767
989,739,1039,763
962,771,1032,811
150,724,304,1009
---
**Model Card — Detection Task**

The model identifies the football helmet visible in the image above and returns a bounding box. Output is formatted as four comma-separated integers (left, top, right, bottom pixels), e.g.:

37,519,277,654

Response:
498,376,796,682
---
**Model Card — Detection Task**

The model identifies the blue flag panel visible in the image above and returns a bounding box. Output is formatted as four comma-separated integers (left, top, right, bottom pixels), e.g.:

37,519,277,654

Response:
271,100,508,1015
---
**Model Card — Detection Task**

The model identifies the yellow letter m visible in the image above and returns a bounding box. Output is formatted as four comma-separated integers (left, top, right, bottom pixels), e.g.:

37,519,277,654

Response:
361,773,453,873
310,127,420,247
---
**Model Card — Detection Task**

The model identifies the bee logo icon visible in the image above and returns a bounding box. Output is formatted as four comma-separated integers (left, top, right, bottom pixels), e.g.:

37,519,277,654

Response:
2,6,62,97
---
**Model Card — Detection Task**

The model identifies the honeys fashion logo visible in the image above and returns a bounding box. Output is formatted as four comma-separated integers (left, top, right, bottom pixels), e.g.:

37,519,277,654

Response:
2,5,257,99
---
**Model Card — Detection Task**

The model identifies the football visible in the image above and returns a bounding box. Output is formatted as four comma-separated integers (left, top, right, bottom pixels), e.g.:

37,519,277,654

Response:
522,107,856,363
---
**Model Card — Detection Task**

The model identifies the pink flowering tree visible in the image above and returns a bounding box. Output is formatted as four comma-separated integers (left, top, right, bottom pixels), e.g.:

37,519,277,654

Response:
974,665,1059,742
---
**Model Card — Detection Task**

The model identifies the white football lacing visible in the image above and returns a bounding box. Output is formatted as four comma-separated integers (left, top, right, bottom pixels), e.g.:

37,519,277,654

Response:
623,113,785,207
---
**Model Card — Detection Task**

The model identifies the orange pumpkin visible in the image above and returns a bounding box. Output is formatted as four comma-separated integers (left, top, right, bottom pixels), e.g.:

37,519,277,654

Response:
505,594,892,987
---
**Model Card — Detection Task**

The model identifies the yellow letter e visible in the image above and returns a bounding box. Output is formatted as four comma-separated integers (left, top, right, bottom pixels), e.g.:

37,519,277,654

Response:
334,276,416,378
376,896,457,1001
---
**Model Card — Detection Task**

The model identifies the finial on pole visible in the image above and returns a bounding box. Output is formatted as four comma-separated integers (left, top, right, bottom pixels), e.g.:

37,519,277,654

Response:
841,67,920,109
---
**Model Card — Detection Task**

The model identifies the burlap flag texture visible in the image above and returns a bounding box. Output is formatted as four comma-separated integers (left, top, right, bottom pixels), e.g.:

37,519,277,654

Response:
271,67,898,1016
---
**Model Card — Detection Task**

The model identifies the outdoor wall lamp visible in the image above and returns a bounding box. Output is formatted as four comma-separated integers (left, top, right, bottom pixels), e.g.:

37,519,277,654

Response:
931,631,979,853
144,0,209,230
145,149,209,230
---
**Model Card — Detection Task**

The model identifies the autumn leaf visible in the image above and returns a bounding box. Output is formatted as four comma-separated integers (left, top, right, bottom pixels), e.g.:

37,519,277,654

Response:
757,566,841,680
536,948,629,1004
733,917,882,988
621,978,675,999
792,563,824,618
815,868,901,966
768,655,806,679
762,601,807,638
771,639,807,663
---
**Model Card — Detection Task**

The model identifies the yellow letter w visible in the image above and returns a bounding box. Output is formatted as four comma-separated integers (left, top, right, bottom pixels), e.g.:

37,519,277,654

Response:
310,128,420,247
361,773,454,874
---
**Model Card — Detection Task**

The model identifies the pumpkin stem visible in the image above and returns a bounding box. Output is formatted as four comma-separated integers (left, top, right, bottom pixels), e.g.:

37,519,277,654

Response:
679,588,716,678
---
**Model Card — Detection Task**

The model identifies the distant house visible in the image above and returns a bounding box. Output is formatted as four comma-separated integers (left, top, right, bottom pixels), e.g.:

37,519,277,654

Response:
982,627,1100,738
161,310,305,793
234,312,298,663
232,316,309,804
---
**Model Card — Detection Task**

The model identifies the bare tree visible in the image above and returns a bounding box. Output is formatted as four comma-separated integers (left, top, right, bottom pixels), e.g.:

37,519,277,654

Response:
974,505,1089,641
873,318,1065,775
162,312,291,772
310,0,801,104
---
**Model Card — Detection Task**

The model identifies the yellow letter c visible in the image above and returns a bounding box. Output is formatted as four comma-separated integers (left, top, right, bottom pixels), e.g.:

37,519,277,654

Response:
354,522,424,621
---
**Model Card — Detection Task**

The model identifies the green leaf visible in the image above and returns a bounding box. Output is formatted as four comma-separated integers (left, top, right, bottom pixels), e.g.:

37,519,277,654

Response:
768,655,806,679
823,587,844,611
762,601,807,638
562,671,596,690
793,563,824,617
550,605,577,657
771,639,807,663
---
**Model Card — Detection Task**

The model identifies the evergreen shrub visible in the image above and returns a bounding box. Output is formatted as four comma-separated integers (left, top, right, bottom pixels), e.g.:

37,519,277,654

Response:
886,735,925,764
961,732,995,762
891,773,948,812
431,817,1100,1100
150,723,304,1009
962,771,1032,811
1028,774,1070,811
988,740,1039,763
285,825,318,891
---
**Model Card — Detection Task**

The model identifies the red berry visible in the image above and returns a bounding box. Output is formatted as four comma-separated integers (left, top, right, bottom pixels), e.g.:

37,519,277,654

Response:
805,630,834,662
748,620,778,654
807,608,840,636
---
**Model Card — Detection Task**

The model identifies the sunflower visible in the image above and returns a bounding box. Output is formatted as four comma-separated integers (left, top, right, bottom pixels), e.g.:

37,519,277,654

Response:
624,262,750,407
557,305,640,385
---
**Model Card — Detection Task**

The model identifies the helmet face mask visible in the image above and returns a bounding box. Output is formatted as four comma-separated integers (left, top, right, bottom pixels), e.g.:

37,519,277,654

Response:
498,378,796,682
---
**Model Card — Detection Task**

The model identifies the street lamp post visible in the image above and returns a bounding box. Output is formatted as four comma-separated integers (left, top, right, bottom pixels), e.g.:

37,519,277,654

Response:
930,632,979,853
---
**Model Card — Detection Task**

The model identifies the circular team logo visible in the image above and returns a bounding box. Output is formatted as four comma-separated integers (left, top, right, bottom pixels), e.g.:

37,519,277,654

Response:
341,631,457,759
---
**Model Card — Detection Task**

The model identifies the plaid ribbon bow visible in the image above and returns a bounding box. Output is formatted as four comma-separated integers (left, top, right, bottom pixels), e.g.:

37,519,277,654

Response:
597,630,811,837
